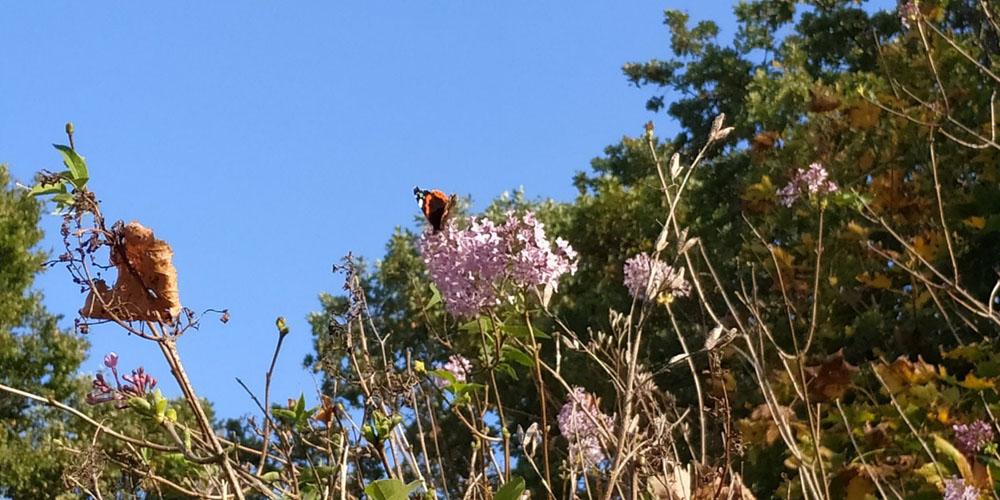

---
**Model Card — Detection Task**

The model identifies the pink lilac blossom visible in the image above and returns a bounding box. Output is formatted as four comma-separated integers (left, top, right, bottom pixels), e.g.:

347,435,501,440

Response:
953,420,994,456
557,387,614,468
777,163,839,207
943,477,980,500
623,252,691,302
436,354,472,388
86,353,157,408
419,211,578,317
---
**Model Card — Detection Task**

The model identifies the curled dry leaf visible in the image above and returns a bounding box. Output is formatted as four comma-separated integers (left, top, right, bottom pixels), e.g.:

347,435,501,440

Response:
312,394,335,426
805,350,858,401
81,221,182,324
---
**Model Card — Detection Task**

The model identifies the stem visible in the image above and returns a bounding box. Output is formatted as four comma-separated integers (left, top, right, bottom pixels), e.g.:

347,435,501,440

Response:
157,334,246,500
525,312,553,500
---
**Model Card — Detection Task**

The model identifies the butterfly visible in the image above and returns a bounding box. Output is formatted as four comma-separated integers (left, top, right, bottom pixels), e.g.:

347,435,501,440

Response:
413,186,457,232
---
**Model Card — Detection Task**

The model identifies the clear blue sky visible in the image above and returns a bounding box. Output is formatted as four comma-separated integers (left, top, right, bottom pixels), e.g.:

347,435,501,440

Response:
0,1,886,419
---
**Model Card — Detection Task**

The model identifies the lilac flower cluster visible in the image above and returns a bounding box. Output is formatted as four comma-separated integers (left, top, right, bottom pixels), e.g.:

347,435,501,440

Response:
777,163,839,207
557,387,614,468
419,211,578,317
943,477,980,500
86,352,158,408
436,354,472,388
899,1,919,29
953,420,994,456
623,252,691,302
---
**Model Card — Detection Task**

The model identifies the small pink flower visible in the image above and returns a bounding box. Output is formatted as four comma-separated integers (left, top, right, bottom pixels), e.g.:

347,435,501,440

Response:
122,367,157,397
103,352,119,369
777,163,838,207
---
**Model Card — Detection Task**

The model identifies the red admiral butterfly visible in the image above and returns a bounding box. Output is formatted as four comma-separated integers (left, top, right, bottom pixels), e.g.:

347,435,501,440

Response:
413,186,457,232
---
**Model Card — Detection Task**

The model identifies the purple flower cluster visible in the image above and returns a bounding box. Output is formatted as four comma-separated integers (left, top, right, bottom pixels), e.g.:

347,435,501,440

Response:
557,387,614,468
86,352,157,408
436,354,472,388
623,252,691,302
419,211,577,317
899,1,919,28
943,477,979,500
777,163,839,207
953,420,994,456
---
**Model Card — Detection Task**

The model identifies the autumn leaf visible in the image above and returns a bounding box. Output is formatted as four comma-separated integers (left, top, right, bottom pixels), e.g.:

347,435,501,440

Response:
806,350,858,401
742,175,776,212
911,231,941,261
856,271,892,290
889,355,937,385
81,221,182,324
751,130,780,151
846,475,874,500
963,216,986,229
843,220,870,240
312,394,335,426
848,99,881,129
958,373,995,390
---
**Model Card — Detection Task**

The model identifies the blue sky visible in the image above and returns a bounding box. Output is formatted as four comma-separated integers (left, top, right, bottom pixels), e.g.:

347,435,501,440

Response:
1,1,888,419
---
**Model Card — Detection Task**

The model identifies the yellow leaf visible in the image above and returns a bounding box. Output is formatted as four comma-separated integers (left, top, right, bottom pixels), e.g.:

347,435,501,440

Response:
844,221,870,240
846,475,874,500
742,175,776,201
856,271,892,290
959,373,995,390
935,407,950,424
912,231,941,261
963,216,986,229
849,99,881,130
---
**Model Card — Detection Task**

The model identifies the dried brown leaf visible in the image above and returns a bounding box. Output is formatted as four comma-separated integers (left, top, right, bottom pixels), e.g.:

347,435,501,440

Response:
81,221,182,324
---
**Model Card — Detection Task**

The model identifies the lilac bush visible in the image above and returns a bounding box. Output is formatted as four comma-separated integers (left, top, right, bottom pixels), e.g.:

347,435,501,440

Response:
557,387,614,468
623,252,691,302
777,163,839,207
419,211,577,317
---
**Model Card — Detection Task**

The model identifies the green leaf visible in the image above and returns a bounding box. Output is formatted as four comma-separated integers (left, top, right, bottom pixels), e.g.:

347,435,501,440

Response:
27,181,66,198
53,144,88,189
295,393,306,418
503,324,550,339
502,346,534,368
298,466,337,484
425,283,442,310
429,369,456,385
494,362,518,380
364,479,422,500
933,434,973,480
271,408,296,424
494,477,525,500
449,382,486,397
